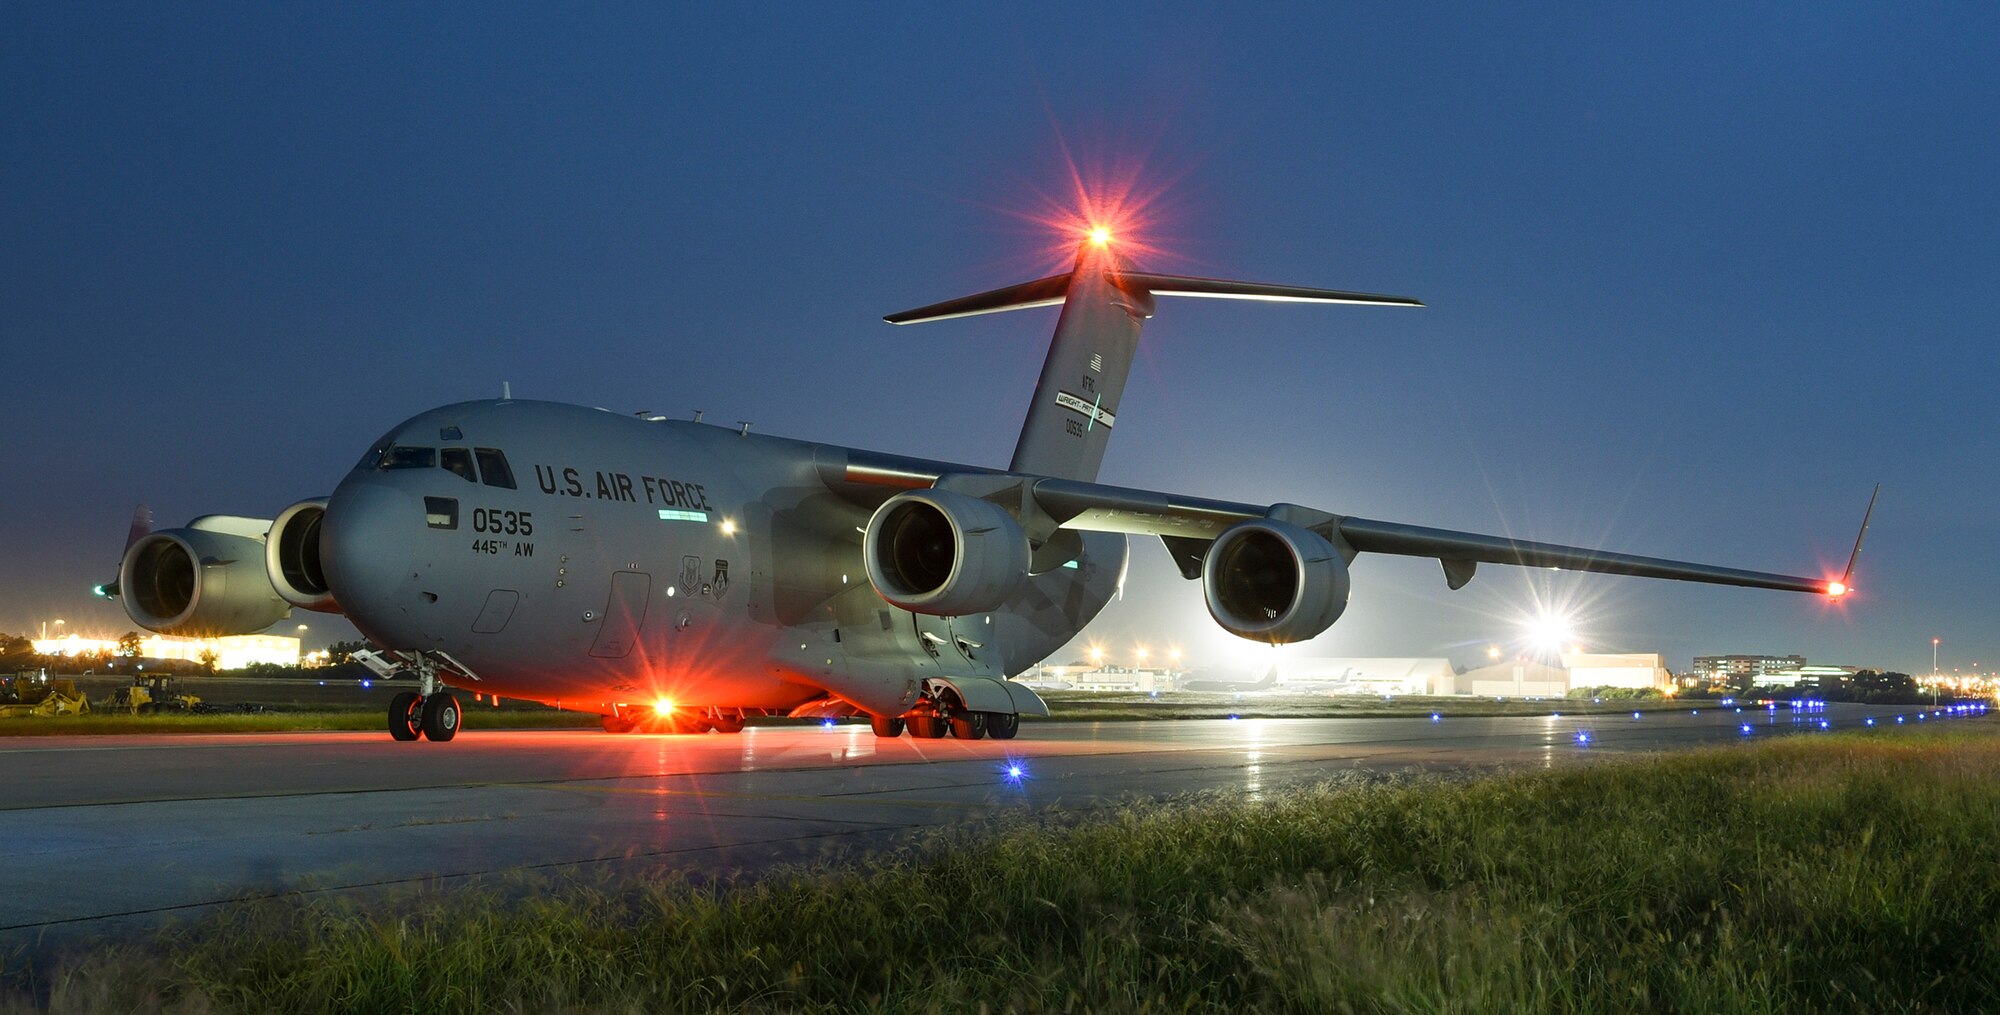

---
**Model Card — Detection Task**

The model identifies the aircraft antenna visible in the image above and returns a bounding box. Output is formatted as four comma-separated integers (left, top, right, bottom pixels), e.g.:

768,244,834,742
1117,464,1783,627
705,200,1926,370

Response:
502,381,512,400
737,420,753,436
692,409,704,423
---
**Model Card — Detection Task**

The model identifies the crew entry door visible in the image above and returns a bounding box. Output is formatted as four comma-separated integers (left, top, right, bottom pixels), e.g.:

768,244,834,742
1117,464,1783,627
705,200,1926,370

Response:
590,571,651,658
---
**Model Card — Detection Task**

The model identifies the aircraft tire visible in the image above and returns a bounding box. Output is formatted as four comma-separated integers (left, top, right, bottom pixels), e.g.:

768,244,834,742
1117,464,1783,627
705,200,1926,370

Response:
909,714,947,739
601,713,637,734
869,714,905,738
984,712,1020,740
421,692,461,742
709,714,746,734
389,692,422,741
948,712,986,740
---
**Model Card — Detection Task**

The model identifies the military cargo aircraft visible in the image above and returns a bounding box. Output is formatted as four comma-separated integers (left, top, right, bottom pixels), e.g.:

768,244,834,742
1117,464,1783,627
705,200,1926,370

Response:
104,229,1869,742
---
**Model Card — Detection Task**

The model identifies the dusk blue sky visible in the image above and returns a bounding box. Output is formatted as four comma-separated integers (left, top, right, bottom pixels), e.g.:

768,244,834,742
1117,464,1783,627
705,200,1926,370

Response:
4,4,1993,675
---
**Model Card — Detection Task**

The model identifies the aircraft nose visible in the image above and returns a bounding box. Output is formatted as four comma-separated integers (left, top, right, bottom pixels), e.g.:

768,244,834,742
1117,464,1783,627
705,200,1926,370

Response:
321,478,420,640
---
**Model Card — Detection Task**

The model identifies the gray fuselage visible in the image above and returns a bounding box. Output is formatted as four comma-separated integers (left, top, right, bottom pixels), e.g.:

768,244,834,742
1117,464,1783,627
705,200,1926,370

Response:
319,399,1127,717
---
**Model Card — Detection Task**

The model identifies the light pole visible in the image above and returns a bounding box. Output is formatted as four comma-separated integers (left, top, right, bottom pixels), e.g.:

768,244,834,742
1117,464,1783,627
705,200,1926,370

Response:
1934,637,1941,705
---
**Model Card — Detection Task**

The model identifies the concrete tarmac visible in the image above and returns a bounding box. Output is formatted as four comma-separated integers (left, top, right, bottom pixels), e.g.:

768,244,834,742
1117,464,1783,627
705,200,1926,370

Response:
0,701,1981,955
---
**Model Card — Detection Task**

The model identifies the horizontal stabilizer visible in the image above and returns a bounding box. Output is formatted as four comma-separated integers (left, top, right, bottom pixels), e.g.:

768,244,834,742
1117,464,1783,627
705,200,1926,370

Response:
1121,272,1423,308
886,270,1421,325
884,273,1072,325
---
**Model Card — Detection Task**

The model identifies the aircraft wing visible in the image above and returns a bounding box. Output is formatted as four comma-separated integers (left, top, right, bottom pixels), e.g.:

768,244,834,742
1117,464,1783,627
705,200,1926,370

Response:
1020,476,1853,596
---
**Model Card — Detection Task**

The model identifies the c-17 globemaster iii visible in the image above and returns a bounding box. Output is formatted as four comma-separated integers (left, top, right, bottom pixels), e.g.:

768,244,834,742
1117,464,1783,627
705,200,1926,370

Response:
103,229,1873,743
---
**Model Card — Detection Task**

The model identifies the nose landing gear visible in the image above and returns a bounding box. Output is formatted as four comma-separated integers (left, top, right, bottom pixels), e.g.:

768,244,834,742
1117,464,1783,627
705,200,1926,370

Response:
362,651,469,742
386,688,460,741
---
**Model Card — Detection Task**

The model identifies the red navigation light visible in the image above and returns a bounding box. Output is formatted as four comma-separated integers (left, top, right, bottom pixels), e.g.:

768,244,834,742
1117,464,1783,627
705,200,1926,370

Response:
1827,581,1848,598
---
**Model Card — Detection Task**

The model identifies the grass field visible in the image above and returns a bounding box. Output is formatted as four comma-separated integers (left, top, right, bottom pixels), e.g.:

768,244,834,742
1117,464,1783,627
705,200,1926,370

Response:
9,724,2000,1012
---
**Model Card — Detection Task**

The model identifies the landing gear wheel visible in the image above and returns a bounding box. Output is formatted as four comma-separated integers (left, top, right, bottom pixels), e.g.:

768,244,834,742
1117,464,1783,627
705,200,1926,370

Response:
389,691,422,741
601,713,637,734
709,714,746,734
985,712,1020,740
949,712,987,740
420,691,461,742
909,714,947,739
870,714,906,738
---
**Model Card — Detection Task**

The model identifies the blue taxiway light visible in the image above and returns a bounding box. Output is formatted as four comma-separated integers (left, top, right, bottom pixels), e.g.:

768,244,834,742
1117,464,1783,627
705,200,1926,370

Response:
1430,713,1442,723
361,680,372,689
1227,714,1240,720
1632,711,1642,720
1866,718,1876,726
1897,716,1906,723
1740,724,1753,734
1575,731,1592,745
1819,720,1830,729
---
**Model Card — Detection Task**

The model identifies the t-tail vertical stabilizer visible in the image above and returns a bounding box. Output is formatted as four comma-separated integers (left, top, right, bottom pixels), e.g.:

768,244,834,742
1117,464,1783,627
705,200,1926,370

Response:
884,233,1423,481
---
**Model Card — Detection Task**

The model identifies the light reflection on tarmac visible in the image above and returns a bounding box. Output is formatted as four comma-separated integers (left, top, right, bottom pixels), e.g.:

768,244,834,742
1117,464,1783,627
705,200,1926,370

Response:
0,701,1985,950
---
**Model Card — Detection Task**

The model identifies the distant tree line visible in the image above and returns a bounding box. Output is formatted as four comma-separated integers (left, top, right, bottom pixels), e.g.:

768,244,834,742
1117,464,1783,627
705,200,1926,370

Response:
1,632,381,679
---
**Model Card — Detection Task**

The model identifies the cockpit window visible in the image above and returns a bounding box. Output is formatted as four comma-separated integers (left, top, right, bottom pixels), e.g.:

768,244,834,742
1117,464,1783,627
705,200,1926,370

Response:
424,496,458,529
475,448,517,489
439,447,478,483
379,446,436,470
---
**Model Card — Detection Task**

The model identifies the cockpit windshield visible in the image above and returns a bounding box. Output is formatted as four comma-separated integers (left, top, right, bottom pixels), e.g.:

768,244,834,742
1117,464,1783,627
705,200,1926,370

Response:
379,446,436,470
440,447,478,483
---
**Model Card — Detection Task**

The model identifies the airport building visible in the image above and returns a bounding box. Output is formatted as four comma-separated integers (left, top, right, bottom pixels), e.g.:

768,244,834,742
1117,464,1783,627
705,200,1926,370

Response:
1692,655,1808,685
1442,652,1672,697
1270,657,1457,696
1560,652,1674,691
1454,660,1570,698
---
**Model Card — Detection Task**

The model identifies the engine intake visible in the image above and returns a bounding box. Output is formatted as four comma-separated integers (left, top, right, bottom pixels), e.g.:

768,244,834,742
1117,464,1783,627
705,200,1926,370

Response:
863,490,1029,616
119,516,292,637
266,498,340,612
1202,518,1351,644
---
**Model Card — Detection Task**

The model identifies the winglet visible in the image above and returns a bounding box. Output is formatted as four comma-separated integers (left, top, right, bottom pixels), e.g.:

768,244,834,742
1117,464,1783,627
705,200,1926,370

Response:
1838,484,1880,589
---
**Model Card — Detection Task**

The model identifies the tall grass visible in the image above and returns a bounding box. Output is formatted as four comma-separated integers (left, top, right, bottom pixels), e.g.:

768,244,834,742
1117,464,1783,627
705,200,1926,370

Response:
11,728,2000,1013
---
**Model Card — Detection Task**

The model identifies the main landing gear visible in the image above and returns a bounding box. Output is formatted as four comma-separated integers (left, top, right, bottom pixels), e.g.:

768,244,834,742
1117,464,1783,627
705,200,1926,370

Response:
601,706,751,735
871,700,1020,741
387,689,460,742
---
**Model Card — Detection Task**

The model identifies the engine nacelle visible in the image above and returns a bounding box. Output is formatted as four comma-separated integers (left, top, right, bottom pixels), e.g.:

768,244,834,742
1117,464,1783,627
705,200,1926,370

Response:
863,489,1030,616
265,498,341,613
119,516,291,637
1202,518,1351,644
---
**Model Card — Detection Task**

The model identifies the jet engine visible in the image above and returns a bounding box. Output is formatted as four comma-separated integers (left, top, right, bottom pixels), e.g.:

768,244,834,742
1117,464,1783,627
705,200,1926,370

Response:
265,498,340,613
863,489,1030,615
119,516,292,637
1202,518,1351,643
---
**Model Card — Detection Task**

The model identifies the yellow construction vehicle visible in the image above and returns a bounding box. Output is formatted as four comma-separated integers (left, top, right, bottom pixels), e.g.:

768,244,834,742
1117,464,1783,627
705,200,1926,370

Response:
0,676,91,718
110,674,201,715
